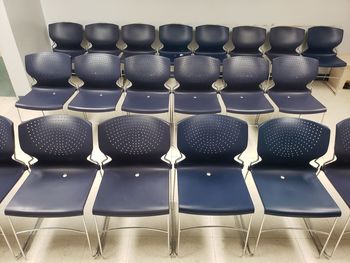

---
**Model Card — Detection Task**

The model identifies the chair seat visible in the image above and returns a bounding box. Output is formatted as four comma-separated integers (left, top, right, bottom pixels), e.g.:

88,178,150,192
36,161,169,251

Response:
265,51,300,61
68,89,122,112
174,92,221,114
159,50,192,63
122,90,169,114
121,49,156,60
178,166,254,215
16,87,76,110
221,91,274,114
5,166,97,217
87,48,121,56
229,50,263,57
251,166,341,218
0,165,25,203
268,91,326,114
194,51,228,61
53,47,85,58
93,166,169,217
302,52,347,68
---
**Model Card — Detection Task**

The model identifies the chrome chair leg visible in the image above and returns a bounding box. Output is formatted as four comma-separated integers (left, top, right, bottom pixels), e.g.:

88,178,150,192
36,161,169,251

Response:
330,215,350,257
0,224,15,258
82,215,93,256
253,215,265,255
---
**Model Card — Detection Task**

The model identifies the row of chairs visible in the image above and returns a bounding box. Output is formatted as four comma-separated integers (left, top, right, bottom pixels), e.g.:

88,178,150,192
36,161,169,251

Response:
16,53,326,118
0,114,350,258
49,22,347,67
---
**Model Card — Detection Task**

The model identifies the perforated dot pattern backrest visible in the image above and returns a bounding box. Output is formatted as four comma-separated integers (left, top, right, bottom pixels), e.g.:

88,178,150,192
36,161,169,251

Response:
74,53,120,89
177,114,248,165
174,56,220,92
334,118,350,163
257,118,330,166
223,56,269,91
159,24,193,51
269,26,305,52
49,22,84,48
85,23,119,49
19,115,93,165
195,25,229,51
25,52,72,87
307,27,343,53
0,116,15,163
124,55,170,91
98,116,170,165
232,26,266,52
121,24,155,49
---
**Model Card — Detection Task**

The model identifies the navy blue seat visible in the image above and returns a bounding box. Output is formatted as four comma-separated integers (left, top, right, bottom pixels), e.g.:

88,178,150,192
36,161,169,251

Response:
268,56,326,114
159,24,193,63
265,26,305,60
49,22,85,58
174,56,221,114
16,52,75,111
194,25,229,61
221,56,273,114
68,53,121,112
230,26,266,57
122,55,170,114
302,26,346,68
85,23,121,56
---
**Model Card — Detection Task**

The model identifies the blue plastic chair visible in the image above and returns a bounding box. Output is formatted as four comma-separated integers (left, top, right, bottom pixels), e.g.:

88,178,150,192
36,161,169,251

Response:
194,25,229,61
85,23,120,56
68,53,121,112
268,56,327,115
49,22,85,58
5,115,98,259
176,114,254,255
122,55,170,114
16,52,75,111
93,115,171,257
174,56,221,114
250,117,340,257
230,26,266,57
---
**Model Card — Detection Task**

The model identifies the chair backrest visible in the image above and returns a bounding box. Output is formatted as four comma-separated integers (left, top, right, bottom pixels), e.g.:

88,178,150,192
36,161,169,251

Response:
124,55,170,91
98,116,170,166
18,115,93,165
269,26,305,52
232,26,266,53
25,52,72,87
257,118,330,167
334,118,350,164
0,116,15,164
272,56,318,91
174,55,220,92
195,25,229,51
85,23,119,49
177,114,248,165
49,22,84,49
159,24,193,51
121,23,155,50
74,53,120,89
223,56,269,91
306,26,343,54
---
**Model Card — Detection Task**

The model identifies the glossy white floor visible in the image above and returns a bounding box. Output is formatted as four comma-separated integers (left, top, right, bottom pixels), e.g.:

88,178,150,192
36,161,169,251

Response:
1,80,350,263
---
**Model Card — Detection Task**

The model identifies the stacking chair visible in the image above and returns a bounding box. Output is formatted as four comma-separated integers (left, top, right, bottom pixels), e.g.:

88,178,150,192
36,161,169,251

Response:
265,26,305,61
194,25,229,61
122,55,171,114
250,118,341,257
173,56,221,114
93,115,171,257
68,53,122,112
85,23,120,55
176,114,254,255
5,115,98,259
16,52,75,111
48,22,85,58
230,26,266,57
159,24,193,63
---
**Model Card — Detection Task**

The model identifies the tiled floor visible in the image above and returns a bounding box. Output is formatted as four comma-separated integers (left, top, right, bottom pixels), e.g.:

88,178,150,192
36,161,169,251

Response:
1,81,350,262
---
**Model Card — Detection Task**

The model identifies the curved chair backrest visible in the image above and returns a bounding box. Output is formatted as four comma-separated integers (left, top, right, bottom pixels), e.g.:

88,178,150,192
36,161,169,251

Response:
177,114,248,165
85,23,119,49
74,53,120,89
334,118,350,164
124,55,170,91
232,26,266,52
257,118,330,167
49,22,84,49
159,24,193,51
272,56,319,91
18,115,93,165
195,25,229,51
174,55,220,92
121,23,155,49
0,116,15,164
25,52,72,87
223,56,269,91
98,116,170,166
269,26,305,52
306,26,343,53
